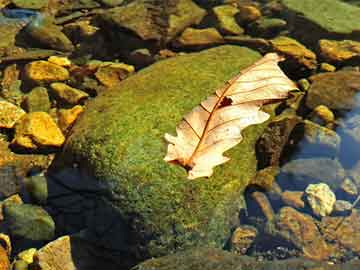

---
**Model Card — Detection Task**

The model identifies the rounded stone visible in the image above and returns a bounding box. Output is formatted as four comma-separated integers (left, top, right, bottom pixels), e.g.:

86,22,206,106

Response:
305,183,336,217
24,61,70,84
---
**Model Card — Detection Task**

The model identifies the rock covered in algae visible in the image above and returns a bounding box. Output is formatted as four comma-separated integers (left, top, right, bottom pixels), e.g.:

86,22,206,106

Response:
52,45,277,259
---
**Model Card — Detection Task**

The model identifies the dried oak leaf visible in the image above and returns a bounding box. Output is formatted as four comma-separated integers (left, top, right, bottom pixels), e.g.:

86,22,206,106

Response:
164,53,298,179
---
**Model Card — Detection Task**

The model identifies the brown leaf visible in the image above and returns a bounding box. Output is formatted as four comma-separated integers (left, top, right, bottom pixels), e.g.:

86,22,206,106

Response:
164,53,298,179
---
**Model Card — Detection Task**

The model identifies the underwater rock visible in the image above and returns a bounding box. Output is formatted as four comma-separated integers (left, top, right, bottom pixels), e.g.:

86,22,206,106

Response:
50,83,89,105
173,27,224,49
3,203,55,241
250,166,279,190
310,105,335,126
305,183,336,217
319,39,360,64
23,87,51,113
229,225,257,255
17,248,36,264
47,56,71,67
281,190,305,209
24,174,48,204
94,62,135,87
272,207,332,261
251,191,275,221
319,62,336,72
306,71,360,110
236,4,261,24
340,178,358,196
224,35,270,53
24,61,70,84
333,200,353,213
270,36,317,70
0,244,9,270
280,0,360,45
57,105,84,133
12,0,49,9
11,112,65,151
248,17,287,38
0,100,26,129
53,46,269,259
212,5,244,35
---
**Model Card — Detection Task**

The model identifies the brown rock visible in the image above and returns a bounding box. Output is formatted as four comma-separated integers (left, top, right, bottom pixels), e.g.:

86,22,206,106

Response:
213,5,244,35
319,39,360,63
281,190,305,209
275,207,332,261
250,166,279,190
236,5,261,23
24,61,70,84
57,105,84,133
95,63,135,87
0,101,25,129
11,112,65,151
0,245,9,270
251,191,275,221
174,28,224,49
50,83,89,105
230,225,257,254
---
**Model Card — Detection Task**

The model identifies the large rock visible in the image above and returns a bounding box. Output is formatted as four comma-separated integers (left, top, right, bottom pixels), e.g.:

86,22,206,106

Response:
306,71,360,110
280,0,360,45
53,46,274,259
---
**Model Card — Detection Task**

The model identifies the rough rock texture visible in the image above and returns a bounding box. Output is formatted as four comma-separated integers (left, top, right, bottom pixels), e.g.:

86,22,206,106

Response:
24,61,70,84
23,87,51,113
0,100,26,129
133,247,360,270
212,5,243,35
305,183,336,217
319,39,360,64
174,27,224,49
306,71,360,110
280,0,360,44
50,83,89,105
0,245,9,270
53,46,275,259
281,190,305,209
229,225,257,254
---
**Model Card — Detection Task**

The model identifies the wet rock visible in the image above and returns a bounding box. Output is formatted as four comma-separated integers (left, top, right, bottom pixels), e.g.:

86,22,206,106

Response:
319,62,336,72
341,178,358,196
348,160,360,187
319,39,360,64
22,87,51,113
11,112,65,151
280,158,346,190
1,64,23,106
173,27,224,49
250,166,279,190
251,191,275,221
0,100,26,129
0,20,24,57
270,36,317,70
26,15,74,52
53,46,269,259
321,210,360,254
17,248,36,264
50,83,89,105
24,174,48,204
99,0,124,7
297,78,310,91
224,35,270,53
57,105,84,133
0,233,11,258
13,260,28,270
133,247,360,270
24,61,70,84
310,105,335,126
47,56,72,67
248,17,287,38
94,62,135,87
230,225,257,254
280,0,360,44
306,71,360,110
272,207,332,261
236,4,261,24
0,194,23,221
333,200,353,213
0,244,9,270
213,5,244,35
301,120,341,155
281,190,305,209
12,0,49,9
3,203,55,241
305,183,336,217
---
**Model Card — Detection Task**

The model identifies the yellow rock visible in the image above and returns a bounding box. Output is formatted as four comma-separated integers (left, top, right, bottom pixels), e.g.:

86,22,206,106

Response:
24,61,70,84
312,105,335,124
320,62,336,72
48,56,72,67
237,5,261,23
0,100,26,129
11,112,65,150
319,39,360,63
95,62,135,87
50,83,89,105
17,248,37,264
0,194,23,222
57,105,84,132
0,245,9,270
0,233,11,256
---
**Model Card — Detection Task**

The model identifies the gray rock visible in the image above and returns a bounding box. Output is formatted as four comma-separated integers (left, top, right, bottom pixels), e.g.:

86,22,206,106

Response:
340,178,358,196
333,200,353,213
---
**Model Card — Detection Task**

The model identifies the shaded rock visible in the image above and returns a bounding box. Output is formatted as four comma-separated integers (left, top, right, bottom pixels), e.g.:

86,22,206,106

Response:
310,105,335,126
236,4,261,24
251,191,275,221
53,46,269,259
341,114,360,146
99,0,124,7
229,225,257,254
333,200,353,213
305,183,336,217
213,5,244,35
57,105,84,133
13,260,28,270
11,112,65,151
0,19,24,57
0,100,26,129
3,203,55,241
0,233,11,256
280,0,360,44
173,27,224,49
250,166,279,190
319,62,336,72
248,17,287,38
24,61,70,84
297,78,310,91
321,210,360,254
270,36,317,70
133,247,353,270
281,190,305,209
272,207,332,261
94,62,135,87
319,39,360,64
24,174,48,204
12,0,49,9
50,83,89,105
26,15,74,52
47,56,71,67
22,87,51,113
17,248,36,264
0,245,9,270
1,64,23,106
341,178,358,196
306,71,360,110
224,35,270,53
280,158,346,190
348,160,360,187
0,194,23,221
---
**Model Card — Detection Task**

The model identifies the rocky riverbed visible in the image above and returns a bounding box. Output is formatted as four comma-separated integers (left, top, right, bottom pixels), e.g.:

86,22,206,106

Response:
0,0,360,269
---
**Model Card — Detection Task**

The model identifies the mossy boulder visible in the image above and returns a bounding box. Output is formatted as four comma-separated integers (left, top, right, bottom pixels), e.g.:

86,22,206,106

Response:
54,46,283,259
280,0,360,45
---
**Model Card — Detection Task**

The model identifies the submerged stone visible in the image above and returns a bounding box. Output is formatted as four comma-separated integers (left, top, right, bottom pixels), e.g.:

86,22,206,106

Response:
319,39,360,64
305,183,336,217
53,46,272,259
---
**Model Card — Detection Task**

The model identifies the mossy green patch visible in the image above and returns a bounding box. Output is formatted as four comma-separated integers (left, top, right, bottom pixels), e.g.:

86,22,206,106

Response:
58,46,268,258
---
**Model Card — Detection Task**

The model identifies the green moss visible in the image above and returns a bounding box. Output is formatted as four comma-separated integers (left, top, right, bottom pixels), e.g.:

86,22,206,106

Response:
60,46,269,257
